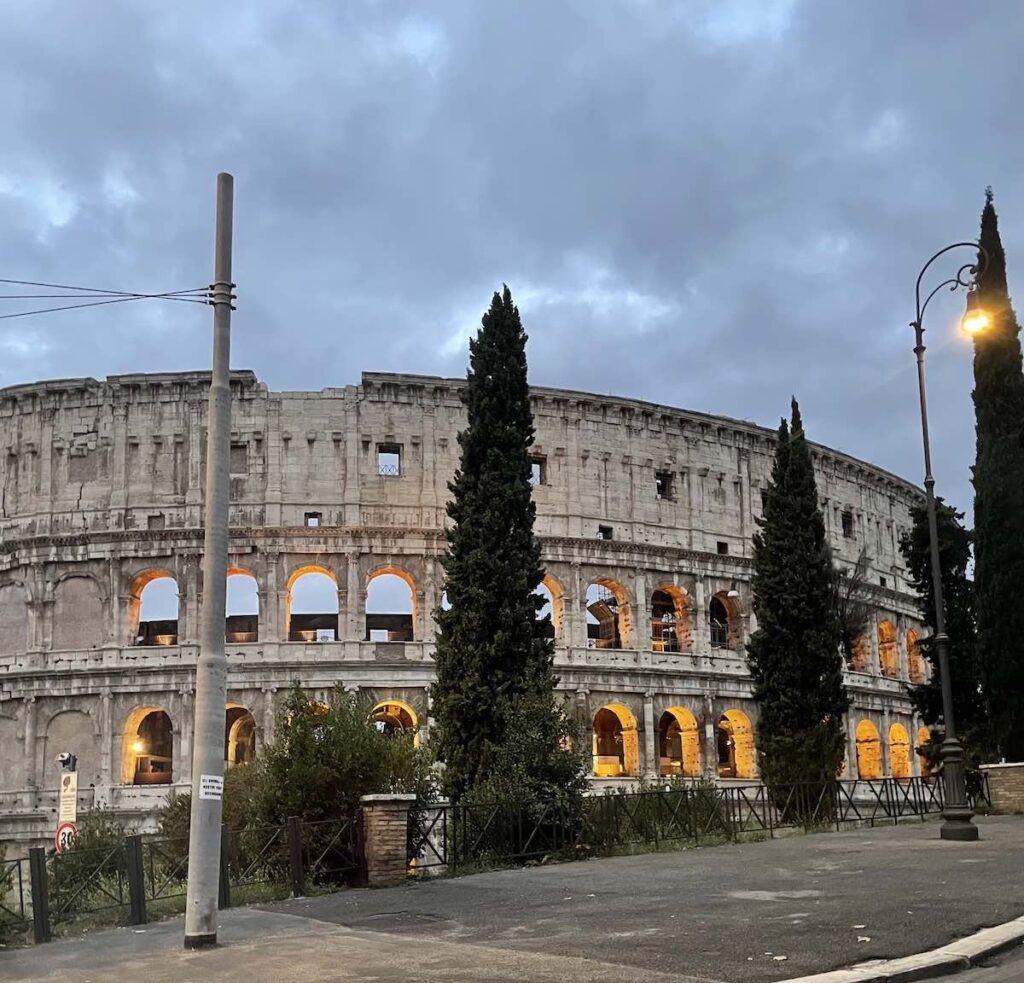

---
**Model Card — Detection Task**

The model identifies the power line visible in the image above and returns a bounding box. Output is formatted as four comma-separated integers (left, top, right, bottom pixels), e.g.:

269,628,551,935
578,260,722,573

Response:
0,280,212,321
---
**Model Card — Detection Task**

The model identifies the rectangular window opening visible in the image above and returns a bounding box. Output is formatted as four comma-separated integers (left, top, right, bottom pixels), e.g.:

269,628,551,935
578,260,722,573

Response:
842,510,854,538
230,442,249,475
530,456,546,486
879,576,888,588
655,471,674,500
147,514,165,531
304,512,322,527
377,444,402,477
717,541,729,555
598,524,614,541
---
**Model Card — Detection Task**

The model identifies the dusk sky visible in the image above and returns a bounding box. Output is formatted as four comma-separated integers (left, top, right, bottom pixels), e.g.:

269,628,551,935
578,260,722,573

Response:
2,0,1022,523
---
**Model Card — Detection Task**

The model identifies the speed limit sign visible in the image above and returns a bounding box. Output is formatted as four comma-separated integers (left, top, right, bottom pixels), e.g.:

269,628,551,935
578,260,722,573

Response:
55,821,78,853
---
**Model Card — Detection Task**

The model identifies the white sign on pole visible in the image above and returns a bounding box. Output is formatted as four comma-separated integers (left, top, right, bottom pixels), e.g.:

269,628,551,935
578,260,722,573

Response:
58,771,78,825
199,774,224,800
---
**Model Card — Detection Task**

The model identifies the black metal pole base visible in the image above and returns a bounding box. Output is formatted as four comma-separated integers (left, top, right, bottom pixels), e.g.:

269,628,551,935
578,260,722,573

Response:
184,933,218,950
940,816,980,841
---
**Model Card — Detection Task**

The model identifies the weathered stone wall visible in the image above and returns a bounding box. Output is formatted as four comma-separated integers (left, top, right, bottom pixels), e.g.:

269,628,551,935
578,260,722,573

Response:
0,370,928,846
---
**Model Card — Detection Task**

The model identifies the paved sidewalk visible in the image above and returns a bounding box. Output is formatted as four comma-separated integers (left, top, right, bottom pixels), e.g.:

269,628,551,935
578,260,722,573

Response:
3,816,1022,983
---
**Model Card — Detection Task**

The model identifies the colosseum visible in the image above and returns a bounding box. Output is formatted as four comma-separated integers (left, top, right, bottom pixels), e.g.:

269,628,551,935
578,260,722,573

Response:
0,369,929,846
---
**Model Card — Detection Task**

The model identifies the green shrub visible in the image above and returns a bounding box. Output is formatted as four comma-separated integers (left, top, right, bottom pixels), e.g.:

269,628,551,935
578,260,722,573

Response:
48,809,128,921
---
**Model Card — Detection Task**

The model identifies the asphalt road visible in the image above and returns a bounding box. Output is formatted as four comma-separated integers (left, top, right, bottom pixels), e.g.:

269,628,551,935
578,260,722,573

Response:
3,815,1022,983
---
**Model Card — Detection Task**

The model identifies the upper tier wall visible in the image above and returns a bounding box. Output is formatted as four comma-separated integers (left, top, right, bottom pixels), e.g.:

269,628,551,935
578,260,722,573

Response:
0,370,923,588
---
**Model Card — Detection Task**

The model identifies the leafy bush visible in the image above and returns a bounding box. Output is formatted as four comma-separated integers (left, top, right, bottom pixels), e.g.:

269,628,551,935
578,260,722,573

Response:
48,809,128,920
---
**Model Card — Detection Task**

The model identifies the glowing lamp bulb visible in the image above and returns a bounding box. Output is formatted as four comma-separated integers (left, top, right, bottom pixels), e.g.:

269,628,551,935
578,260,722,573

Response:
132,740,145,754
961,287,990,337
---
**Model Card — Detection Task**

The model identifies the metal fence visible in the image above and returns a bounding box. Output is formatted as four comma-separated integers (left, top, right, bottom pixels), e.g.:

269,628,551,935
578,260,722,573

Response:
409,775,991,874
3,814,361,945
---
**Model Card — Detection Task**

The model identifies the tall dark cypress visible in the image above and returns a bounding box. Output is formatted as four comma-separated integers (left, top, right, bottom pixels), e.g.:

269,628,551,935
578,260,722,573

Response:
746,399,849,785
971,190,1024,760
432,287,556,801
899,500,986,762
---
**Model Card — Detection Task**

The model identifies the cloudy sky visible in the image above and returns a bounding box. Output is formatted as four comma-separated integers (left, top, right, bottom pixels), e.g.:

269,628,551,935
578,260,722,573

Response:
2,0,1022,520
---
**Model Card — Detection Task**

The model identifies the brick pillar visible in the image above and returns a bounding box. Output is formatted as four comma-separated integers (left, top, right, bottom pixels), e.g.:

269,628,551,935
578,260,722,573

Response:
361,793,415,885
980,763,1024,814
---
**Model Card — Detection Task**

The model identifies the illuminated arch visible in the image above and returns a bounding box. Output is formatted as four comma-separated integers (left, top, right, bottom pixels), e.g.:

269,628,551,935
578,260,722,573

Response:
225,703,257,767
226,569,259,643
586,579,633,649
121,707,173,785
286,565,339,641
906,630,925,683
592,703,639,777
366,567,415,642
878,620,898,677
659,707,701,777
371,700,419,744
128,570,179,646
717,709,755,779
709,593,740,650
855,719,882,779
651,585,692,652
889,722,912,779
537,574,566,639
917,725,933,777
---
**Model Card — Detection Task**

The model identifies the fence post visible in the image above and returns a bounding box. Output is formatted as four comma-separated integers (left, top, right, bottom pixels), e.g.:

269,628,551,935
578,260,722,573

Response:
217,825,231,910
288,816,305,897
126,835,147,926
28,847,50,944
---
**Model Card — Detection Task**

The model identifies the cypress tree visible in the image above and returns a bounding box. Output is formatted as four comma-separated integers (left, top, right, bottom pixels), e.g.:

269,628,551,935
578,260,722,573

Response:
432,286,559,801
971,190,1024,760
746,399,849,786
899,500,987,765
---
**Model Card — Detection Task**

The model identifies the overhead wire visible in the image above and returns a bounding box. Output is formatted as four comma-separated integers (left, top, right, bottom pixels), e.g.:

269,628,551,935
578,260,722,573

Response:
0,279,212,321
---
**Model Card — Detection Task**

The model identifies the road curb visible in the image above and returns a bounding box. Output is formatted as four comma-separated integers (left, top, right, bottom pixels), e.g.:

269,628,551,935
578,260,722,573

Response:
781,916,1024,983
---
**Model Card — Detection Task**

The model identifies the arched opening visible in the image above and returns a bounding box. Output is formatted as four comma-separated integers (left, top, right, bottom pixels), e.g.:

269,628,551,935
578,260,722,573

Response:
878,620,898,677
123,708,173,785
659,707,701,777
287,567,339,641
226,569,259,643
225,704,257,767
917,725,933,777
536,574,565,639
586,580,630,649
131,572,179,646
709,593,739,650
907,630,926,683
371,700,418,741
651,587,692,652
844,630,870,671
889,722,912,779
717,709,755,779
592,703,639,777
366,569,415,642
855,719,882,779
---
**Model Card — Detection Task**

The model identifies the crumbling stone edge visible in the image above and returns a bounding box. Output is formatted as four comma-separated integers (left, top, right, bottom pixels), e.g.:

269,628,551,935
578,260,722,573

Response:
781,915,1024,983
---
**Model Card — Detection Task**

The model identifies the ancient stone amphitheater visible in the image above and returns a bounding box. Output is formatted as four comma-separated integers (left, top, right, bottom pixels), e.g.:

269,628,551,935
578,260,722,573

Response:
0,370,928,845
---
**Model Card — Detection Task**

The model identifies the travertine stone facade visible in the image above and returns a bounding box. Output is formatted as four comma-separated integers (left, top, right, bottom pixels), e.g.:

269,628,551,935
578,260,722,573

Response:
0,370,927,845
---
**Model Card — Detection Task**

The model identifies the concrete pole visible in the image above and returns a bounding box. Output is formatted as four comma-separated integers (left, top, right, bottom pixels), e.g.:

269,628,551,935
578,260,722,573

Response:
184,172,235,948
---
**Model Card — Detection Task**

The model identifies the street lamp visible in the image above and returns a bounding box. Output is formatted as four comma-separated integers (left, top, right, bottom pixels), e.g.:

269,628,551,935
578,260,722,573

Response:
911,241,989,842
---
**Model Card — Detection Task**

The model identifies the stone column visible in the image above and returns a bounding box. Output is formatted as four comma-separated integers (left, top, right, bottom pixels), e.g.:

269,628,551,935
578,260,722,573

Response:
693,577,709,655
422,556,438,644
643,692,657,778
566,561,582,650
262,687,276,748
701,692,717,779
23,696,37,788
345,552,361,640
844,713,858,779
896,617,910,681
98,690,113,785
361,793,416,885
867,621,881,676
414,589,427,642
634,569,651,652
881,709,892,777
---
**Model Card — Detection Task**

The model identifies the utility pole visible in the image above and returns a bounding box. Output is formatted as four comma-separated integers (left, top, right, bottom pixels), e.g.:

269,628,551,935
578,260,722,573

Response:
184,172,235,947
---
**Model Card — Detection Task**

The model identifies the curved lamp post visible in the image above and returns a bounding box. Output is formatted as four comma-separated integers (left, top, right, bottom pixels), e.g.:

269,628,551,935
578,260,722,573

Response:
911,241,989,842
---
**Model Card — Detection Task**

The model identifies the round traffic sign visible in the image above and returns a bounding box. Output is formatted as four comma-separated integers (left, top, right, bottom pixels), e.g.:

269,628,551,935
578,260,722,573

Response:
55,821,78,853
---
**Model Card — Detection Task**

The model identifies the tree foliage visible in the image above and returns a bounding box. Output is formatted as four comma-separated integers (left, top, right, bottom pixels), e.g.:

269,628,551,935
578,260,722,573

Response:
832,547,875,668
899,499,989,766
746,399,849,785
971,189,1024,760
432,286,581,803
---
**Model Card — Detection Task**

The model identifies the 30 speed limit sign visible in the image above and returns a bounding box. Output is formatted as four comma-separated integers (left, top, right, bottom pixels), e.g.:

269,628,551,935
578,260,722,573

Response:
55,821,78,853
